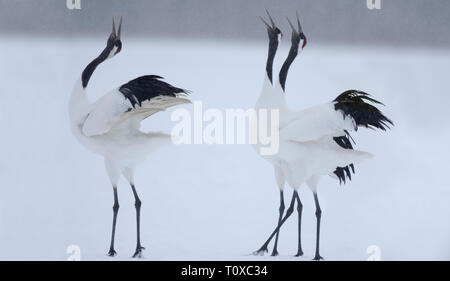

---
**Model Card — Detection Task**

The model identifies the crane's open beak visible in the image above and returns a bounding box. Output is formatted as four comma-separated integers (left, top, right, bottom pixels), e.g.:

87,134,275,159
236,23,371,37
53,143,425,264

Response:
117,16,122,40
287,11,307,49
112,16,123,55
112,16,122,40
259,9,276,29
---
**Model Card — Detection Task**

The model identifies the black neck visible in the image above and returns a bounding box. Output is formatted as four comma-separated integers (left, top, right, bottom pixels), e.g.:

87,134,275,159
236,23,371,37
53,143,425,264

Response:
81,45,112,88
279,39,300,91
265,33,279,84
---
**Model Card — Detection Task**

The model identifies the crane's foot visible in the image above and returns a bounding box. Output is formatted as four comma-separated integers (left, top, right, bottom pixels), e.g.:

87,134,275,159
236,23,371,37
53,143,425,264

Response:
294,249,304,257
313,254,323,261
107,248,117,257
253,246,268,256
271,249,279,256
132,246,145,258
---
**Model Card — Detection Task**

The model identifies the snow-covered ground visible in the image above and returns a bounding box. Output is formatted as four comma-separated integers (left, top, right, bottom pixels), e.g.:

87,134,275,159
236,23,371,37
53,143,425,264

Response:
0,37,449,260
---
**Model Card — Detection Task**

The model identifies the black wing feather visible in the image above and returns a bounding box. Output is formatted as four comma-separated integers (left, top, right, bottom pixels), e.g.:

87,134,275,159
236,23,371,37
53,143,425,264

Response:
333,134,355,184
332,90,393,184
119,75,189,108
334,90,393,131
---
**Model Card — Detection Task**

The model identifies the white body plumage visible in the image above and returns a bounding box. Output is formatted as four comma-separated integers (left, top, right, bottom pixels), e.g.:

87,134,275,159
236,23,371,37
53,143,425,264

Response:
253,10,391,260
69,77,189,185
252,74,372,191
68,16,193,258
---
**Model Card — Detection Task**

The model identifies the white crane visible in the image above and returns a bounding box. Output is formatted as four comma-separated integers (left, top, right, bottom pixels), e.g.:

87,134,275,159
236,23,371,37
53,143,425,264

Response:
68,17,190,258
252,11,392,260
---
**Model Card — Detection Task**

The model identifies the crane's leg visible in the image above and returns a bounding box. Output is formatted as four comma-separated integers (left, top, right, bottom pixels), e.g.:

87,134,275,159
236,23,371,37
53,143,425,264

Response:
254,191,297,255
108,186,119,256
131,183,145,258
271,191,285,256
294,192,304,256
313,192,323,260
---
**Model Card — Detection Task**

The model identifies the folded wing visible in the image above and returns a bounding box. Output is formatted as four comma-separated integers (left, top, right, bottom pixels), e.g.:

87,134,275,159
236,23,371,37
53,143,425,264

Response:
280,102,357,143
82,75,190,136
281,90,392,184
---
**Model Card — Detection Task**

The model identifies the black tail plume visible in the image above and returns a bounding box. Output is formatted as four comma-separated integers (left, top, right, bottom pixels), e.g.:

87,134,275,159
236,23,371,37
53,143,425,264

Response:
332,91,392,184
334,90,393,131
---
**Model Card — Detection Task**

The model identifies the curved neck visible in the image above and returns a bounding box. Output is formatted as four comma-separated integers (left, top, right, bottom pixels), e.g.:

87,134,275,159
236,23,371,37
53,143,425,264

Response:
81,44,113,88
69,77,90,125
265,33,279,84
278,39,300,92
70,43,113,126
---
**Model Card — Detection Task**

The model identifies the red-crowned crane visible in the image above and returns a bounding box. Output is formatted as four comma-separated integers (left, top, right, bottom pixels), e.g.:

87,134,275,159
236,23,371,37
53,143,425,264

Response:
68,17,190,258
253,10,392,260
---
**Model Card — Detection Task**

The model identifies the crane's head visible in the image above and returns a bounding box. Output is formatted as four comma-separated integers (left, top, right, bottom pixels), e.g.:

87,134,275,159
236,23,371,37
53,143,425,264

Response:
107,16,123,58
260,9,283,43
287,11,307,50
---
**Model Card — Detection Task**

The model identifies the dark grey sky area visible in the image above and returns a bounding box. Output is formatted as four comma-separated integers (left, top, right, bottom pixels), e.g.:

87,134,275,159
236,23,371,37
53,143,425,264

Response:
1,0,449,47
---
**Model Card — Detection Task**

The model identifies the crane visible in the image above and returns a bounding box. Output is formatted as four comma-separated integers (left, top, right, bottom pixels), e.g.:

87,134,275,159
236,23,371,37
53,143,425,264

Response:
68,17,190,258
253,11,392,260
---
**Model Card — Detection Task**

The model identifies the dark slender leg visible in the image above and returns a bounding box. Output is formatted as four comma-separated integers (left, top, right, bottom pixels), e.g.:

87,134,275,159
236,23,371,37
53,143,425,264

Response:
294,192,304,256
271,191,285,256
254,191,297,255
131,184,145,258
108,186,119,257
313,192,323,260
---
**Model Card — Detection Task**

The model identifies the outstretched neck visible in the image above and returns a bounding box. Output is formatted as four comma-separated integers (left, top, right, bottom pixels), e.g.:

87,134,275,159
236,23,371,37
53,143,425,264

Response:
69,45,112,125
265,34,279,84
278,39,300,92
81,45,113,88
70,42,116,125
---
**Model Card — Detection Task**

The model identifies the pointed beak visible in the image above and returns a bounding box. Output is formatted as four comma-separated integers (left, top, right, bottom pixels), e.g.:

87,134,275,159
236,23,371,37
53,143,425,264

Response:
112,16,116,37
265,9,276,28
302,36,307,49
117,16,122,40
112,16,123,39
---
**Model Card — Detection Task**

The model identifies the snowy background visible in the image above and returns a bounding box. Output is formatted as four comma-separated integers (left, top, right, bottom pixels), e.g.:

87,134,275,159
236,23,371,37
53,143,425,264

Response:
0,1,450,260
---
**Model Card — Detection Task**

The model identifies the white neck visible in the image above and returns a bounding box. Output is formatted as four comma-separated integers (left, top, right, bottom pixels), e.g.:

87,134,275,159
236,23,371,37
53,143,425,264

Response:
256,73,288,111
67,76,110,155
69,76,91,130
